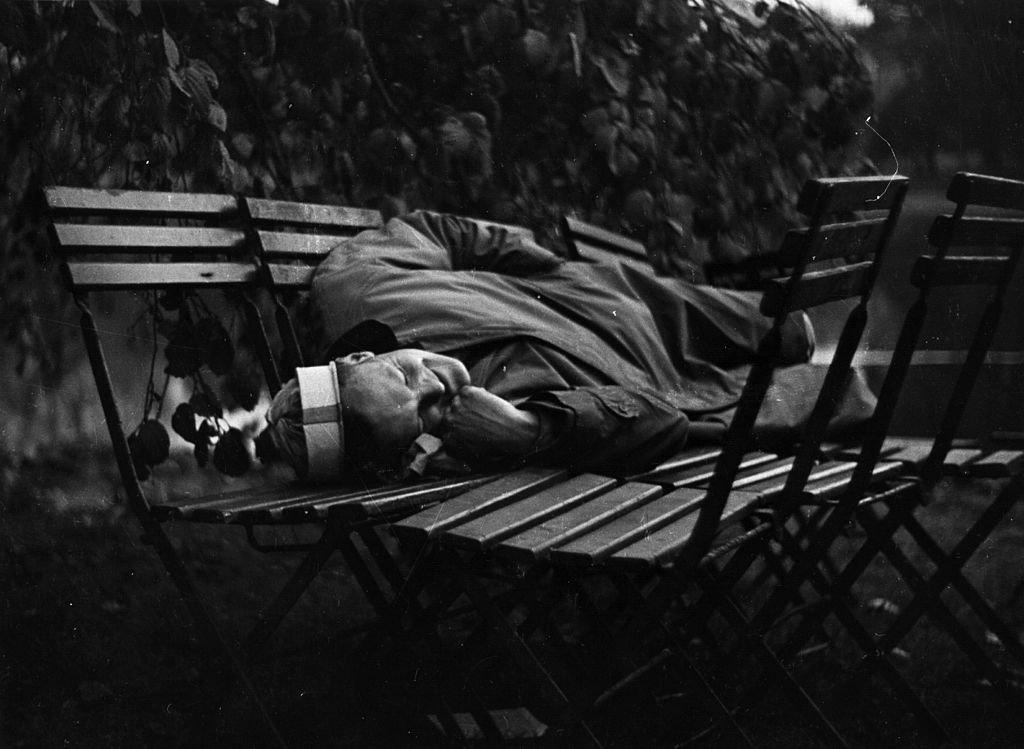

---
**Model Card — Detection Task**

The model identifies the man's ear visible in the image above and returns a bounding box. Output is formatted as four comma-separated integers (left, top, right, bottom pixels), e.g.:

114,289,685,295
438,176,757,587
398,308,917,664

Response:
336,351,374,367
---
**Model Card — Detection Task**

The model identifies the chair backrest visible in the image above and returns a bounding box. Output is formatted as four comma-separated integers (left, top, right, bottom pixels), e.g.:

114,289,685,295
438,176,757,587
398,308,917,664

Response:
242,197,383,377
704,253,784,290
865,172,1024,485
559,215,651,268
44,186,279,514
685,174,910,560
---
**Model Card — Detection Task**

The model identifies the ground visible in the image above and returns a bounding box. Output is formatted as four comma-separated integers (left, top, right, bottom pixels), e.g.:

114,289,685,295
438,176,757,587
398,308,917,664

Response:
3,445,1024,747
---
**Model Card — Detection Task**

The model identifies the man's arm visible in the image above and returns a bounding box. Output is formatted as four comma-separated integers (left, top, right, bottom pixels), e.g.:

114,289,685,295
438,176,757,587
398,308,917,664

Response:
441,384,692,474
401,210,564,275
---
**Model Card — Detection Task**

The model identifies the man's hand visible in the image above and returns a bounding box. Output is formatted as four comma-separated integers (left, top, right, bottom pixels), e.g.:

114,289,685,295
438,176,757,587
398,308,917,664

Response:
440,386,540,458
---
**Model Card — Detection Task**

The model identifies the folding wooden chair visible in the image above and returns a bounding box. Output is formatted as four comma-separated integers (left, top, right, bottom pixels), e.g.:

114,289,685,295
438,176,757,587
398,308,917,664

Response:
242,197,382,380
763,172,1024,726
43,187,491,743
388,175,911,745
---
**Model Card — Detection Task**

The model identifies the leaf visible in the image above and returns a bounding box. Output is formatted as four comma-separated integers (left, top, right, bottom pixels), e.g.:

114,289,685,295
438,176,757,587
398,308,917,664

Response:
123,141,148,162
231,132,255,160
189,59,219,90
168,68,187,96
171,403,198,443
237,7,259,29
164,322,203,377
207,103,227,132
89,2,120,35
183,65,214,115
624,189,656,227
162,29,180,70
194,318,234,375
592,54,630,96
214,429,251,476
225,367,261,411
135,420,171,466
190,392,222,419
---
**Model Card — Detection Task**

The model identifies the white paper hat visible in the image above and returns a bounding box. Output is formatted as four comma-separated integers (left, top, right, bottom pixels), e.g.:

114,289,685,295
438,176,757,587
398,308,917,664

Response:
295,361,345,482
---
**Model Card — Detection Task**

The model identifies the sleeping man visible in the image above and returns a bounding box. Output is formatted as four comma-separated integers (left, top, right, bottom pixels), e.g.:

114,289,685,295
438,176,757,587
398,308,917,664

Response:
262,210,874,483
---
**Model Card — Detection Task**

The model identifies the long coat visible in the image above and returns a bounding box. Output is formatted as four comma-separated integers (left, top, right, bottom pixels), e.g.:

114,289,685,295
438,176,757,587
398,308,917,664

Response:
312,211,874,472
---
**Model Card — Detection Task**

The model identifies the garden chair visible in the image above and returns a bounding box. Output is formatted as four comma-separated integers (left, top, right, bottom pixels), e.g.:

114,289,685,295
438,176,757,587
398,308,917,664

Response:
762,172,1024,728
43,186,492,743
388,175,912,745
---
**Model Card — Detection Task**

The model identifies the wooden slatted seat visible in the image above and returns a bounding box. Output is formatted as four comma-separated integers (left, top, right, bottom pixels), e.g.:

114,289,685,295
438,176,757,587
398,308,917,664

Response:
389,175,913,745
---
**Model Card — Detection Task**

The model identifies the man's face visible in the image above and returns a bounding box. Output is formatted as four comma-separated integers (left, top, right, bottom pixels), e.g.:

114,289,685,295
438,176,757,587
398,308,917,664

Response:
336,349,471,460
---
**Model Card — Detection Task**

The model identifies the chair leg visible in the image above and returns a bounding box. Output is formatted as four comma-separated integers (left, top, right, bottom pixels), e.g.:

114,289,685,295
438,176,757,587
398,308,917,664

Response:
898,511,1024,666
691,566,852,748
874,474,1024,657
453,566,605,747
741,505,951,742
143,521,288,747
242,517,349,656
856,506,1016,688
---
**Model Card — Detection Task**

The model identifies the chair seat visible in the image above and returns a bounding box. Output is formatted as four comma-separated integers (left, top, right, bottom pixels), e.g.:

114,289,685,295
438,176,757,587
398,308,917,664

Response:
392,452,907,571
152,474,496,524
831,436,1024,478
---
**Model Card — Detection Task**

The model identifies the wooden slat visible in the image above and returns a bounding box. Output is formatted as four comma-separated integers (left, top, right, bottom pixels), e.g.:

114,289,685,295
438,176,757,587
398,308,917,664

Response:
63,261,255,290
625,446,722,482
929,215,1024,249
45,186,237,218
965,450,1024,479
153,476,493,524
245,197,381,228
562,216,648,261
158,481,328,517
760,260,874,315
609,490,764,569
302,475,495,521
796,175,908,216
736,459,856,501
550,487,706,567
777,218,886,266
495,483,663,564
704,253,781,288
255,230,344,259
53,224,246,253
249,476,488,523
911,255,1010,288
643,451,779,489
947,172,1024,211
265,263,317,289
798,461,906,504
440,473,617,552
391,467,568,544
727,456,801,491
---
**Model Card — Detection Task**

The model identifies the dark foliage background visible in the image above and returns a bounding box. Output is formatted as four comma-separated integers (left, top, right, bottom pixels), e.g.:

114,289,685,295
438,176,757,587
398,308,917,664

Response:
0,0,875,384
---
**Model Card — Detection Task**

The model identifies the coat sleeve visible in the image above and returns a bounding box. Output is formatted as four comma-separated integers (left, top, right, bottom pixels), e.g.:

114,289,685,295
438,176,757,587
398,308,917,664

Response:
515,385,691,474
400,210,564,275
